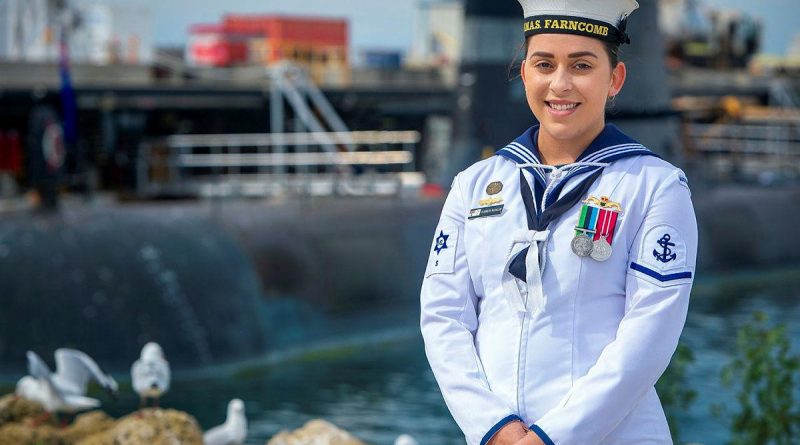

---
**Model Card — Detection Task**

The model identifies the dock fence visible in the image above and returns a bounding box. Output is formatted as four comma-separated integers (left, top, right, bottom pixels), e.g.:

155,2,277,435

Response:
684,121,800,183
136,131,425,198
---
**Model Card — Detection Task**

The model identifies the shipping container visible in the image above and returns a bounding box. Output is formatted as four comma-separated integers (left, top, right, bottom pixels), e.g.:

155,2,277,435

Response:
185,14,350,85
362,50,403,70
186,24,251,67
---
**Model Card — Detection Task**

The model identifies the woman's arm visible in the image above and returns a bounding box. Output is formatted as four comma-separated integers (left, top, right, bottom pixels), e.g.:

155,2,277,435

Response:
527,170,698,445
421,173,522,445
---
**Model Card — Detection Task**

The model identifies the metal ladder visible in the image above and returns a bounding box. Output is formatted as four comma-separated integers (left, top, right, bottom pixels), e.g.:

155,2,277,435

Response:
269,63,355,175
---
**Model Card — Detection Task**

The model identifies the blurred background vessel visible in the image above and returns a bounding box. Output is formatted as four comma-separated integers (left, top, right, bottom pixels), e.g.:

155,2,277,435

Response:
0,0,798,443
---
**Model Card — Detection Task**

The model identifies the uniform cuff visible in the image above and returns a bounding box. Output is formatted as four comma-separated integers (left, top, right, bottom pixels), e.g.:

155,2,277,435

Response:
529,424,555,445
480,414,524,445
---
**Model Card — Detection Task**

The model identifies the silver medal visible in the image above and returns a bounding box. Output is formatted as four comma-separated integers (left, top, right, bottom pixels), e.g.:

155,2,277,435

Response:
590,236,613,262
571,234,593,257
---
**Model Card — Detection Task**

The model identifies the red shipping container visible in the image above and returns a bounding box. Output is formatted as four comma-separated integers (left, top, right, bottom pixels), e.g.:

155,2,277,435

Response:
222,15,347,47
188,15,349,68
188,24,251,66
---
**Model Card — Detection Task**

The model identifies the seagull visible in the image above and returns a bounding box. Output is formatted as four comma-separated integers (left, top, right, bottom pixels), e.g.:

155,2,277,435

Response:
131,342,170,409
51,348,119,399
394,434,419,445
16,351,101,422
203,399,247,445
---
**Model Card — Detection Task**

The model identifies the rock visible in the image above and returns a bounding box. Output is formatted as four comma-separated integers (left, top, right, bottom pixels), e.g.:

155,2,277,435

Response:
0,393,61,445
0,406,112,445
60,411,115,443
0,394,203,445
266,419,368,445
76,408,203,445
0,422,62,445
0,394,47,427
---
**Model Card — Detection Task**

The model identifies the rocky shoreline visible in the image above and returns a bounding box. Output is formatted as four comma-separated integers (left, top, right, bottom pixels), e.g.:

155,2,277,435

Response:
0,394,369,445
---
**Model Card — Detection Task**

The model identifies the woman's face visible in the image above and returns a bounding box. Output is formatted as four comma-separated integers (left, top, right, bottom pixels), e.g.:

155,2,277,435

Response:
521,33,626,150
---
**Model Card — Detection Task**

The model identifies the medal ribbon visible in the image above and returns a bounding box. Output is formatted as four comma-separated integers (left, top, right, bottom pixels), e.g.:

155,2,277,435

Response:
594,208,619,243
575,204,597,237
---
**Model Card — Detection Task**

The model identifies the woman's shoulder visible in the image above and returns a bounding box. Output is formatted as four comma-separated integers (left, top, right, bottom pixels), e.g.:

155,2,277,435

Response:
613,153,690,189
451,155,520,195
457,155,517,181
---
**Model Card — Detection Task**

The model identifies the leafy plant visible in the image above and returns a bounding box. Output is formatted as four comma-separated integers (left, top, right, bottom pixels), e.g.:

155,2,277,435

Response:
715,311,800,444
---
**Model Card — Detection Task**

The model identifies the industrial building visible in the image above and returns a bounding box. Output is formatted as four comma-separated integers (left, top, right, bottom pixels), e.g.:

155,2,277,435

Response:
187,15,349,86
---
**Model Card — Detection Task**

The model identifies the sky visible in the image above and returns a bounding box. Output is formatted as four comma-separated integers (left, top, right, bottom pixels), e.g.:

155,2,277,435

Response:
104,0,798,56
103,0,418,56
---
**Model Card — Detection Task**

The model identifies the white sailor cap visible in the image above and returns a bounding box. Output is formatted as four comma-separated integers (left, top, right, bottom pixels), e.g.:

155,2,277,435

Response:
517,0,639,45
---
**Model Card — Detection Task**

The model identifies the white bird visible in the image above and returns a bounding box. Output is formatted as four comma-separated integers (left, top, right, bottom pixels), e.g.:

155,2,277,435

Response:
51,348,119,398
131,342,170,408
203,398,247,445
394,434,419,445
16,351,101,416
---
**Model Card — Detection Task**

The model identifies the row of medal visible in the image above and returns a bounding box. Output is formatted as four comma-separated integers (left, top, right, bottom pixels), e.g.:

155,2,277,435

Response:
570,196,621,262
571,234,612,262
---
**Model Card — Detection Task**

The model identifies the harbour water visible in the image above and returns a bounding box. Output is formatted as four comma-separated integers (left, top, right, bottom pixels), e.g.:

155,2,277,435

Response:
8,263,789,445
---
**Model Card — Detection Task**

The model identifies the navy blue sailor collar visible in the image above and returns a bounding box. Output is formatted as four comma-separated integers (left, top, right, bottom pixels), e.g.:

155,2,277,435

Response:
497,123,655,180
496,123,659,209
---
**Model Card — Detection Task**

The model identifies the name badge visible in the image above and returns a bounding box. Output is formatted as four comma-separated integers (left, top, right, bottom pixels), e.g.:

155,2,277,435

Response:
468,204,504,220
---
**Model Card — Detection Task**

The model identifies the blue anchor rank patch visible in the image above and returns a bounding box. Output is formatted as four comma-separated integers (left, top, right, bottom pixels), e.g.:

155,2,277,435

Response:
434,230,450,255
629,224,692,287
653,234,677,263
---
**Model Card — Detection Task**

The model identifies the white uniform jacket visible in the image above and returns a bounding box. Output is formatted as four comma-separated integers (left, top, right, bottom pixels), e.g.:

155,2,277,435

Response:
420,124,697,445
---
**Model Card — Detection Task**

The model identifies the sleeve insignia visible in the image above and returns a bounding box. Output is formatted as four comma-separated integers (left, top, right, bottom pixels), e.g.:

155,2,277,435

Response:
425,222,459,277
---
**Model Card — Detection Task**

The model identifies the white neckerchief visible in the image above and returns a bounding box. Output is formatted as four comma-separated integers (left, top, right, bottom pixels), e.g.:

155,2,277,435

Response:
502,228,550,314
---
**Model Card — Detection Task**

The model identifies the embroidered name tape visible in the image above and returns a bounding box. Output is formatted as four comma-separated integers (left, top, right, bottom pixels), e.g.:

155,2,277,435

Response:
468,205,504,220
524,16,610,38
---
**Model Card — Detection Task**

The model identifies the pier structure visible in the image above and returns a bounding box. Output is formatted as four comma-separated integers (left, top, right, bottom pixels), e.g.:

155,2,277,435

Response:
0,58,451,199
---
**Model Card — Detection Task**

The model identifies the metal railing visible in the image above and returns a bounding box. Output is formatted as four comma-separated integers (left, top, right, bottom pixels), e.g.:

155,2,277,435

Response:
685,122,800,183
136,131,425,198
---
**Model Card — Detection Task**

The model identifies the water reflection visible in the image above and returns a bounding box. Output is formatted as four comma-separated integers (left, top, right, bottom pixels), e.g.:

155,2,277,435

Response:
2,266,798,444
97,336,462,444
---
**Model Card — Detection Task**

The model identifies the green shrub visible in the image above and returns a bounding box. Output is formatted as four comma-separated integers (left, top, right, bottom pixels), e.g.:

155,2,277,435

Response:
715,311,800,444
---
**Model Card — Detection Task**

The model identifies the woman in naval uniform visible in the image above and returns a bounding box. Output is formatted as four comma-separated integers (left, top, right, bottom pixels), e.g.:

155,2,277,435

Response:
420,1,698,445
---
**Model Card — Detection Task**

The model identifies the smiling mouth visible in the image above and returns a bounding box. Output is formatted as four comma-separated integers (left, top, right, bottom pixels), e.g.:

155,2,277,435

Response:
546,101,579,111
